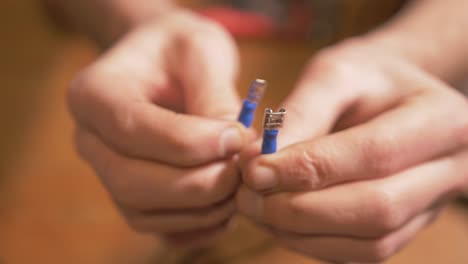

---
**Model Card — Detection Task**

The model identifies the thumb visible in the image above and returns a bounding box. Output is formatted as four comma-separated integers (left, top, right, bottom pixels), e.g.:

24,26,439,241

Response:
171,22,241,120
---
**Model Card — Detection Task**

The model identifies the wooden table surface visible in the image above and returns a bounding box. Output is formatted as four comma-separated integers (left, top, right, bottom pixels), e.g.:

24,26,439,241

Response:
1,1,467,264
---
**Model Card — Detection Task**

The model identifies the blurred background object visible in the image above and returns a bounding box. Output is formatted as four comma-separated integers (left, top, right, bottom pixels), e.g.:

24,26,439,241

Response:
0,1,467,264
196,0,406,42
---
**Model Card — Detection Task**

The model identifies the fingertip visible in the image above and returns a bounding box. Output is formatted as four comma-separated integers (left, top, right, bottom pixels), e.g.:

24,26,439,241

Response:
246,127,258,143
244,158,280,192
238,140,261,172
219,124,243,156
237,145,282,193
219,121,255,156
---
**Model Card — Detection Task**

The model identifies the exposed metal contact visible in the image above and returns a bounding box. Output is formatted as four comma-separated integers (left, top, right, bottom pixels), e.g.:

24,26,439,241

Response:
263,108,287,130
246,79,267,102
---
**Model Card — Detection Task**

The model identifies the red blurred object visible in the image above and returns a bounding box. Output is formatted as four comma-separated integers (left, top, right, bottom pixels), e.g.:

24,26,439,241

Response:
197,6,275,38
197,2,313,39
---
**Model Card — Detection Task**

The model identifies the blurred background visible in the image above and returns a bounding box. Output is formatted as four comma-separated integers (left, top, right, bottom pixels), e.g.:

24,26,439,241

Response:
0,1,467,264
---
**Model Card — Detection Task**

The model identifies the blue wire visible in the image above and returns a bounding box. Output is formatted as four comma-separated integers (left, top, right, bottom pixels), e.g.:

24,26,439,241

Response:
238,79,266,128
238,99,258,128
261,129,279,154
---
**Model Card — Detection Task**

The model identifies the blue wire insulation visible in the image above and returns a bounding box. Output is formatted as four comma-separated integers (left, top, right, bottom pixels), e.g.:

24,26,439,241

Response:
261,129,279,154
238,99,258,128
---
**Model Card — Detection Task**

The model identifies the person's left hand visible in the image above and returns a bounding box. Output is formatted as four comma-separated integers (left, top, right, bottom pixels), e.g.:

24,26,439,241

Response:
237,39,468,263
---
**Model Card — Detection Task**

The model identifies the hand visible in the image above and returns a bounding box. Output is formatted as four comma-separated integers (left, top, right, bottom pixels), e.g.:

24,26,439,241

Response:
68,10,252,246
237,39,468,263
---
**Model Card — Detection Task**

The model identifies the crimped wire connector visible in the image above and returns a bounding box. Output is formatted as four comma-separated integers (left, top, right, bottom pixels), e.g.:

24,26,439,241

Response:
238,79,267,128
261,108,286,154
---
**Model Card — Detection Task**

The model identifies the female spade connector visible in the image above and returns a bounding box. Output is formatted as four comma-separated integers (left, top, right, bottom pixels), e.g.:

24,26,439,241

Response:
261,108,287,154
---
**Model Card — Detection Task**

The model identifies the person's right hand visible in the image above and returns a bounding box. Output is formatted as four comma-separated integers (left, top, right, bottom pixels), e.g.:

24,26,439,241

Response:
68,10,251,246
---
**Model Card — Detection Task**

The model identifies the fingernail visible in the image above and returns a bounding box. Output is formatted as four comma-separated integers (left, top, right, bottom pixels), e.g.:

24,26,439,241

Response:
252,165,277,191
238,187,263,220
220,125,243,156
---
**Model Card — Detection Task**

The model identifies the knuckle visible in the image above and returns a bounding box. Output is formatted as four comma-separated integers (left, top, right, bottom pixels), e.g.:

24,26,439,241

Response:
178,19,237,63
291,149,329,189
184,174,214,198
425,89,468,146
196,19,228,38
69,69,91,94
281,149,332,189
303,38,382,96
367,188,404,235
193,20,231,43
68,66,143,160
242,168,262,191
105,106,148,159
366,237,397,262
308,41,361,77
285,195,308,221
106,165,144,210
111,103,138,142
182,22,226,50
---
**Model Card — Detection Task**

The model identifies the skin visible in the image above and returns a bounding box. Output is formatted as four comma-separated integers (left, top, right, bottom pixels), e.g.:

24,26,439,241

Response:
237,38,468,262
45,0,468,261
237,1,468,261
66,9,255,245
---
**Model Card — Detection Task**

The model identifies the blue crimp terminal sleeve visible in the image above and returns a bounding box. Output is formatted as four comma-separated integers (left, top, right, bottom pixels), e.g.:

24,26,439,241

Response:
261,129,279,154
238,99,257,128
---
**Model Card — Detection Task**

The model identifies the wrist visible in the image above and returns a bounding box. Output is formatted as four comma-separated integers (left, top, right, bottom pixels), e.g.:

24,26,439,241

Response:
362,0,468,86
367,29,468,87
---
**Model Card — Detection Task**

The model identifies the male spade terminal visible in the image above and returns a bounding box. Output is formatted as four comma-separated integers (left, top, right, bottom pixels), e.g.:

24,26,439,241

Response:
238,79,267,128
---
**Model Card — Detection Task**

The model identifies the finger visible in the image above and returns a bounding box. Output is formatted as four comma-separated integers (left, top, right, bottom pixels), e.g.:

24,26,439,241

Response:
277,62,358,147
237,148,468,237
121,197,236,234
243,89,468,191
75,128,241,210
271,209,439,263
169,20,241,119
69,67,250,167
239,80,342,180
276,46,421,147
